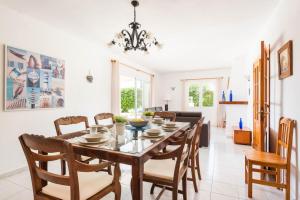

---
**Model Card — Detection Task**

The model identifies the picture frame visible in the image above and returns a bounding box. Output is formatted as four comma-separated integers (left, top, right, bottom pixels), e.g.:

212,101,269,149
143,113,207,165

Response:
278,40,293,79
4,45,65,111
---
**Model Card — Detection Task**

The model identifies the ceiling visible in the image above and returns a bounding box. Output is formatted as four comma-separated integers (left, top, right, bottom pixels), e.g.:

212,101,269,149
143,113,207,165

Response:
0,0,279,73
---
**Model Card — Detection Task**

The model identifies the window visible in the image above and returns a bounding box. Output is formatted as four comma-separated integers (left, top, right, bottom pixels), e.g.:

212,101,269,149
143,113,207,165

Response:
120,75,151,118
187,82,215,108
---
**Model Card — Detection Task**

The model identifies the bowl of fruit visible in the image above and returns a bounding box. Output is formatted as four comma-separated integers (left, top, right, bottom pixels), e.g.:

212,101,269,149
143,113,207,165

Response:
129,118,149,128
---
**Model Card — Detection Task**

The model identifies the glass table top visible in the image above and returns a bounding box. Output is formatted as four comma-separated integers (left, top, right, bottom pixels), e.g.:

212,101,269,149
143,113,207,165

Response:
67,122,189,155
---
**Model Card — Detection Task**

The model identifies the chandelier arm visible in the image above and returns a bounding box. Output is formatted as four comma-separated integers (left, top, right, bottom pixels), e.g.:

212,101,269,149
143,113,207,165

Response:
121,29,133,49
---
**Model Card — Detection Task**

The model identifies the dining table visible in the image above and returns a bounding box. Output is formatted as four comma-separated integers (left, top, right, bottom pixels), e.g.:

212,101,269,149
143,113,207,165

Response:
54,121,190,200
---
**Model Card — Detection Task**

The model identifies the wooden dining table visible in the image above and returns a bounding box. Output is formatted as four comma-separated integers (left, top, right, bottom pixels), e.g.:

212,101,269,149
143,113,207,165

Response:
54,122,190,200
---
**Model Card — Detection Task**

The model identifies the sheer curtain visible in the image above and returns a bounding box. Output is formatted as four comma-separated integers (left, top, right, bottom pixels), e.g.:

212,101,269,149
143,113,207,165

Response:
181,80,187,111
216,77,226,128
111,59,120,115
150,75,155,107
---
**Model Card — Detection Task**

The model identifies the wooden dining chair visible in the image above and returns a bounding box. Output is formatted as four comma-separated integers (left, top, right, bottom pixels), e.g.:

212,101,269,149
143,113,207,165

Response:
54,116,90,136
154,111,176,122
142,129,193,200
19,134,121,200
245,117,295,200
54,116,111,175
165,117,204,192
94,113,115,127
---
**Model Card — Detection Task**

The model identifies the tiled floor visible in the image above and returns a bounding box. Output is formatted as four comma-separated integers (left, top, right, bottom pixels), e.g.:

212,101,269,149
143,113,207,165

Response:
0,127,285,200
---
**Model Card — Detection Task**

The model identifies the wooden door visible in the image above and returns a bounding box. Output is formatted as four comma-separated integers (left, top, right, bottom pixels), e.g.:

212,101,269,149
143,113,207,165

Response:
253,41,270,151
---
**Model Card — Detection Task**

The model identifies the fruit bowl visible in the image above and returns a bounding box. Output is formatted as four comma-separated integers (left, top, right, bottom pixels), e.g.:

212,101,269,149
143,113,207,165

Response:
129,119,149,128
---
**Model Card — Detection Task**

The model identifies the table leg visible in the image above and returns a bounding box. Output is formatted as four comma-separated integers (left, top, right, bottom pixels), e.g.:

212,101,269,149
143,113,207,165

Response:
131,158,143,200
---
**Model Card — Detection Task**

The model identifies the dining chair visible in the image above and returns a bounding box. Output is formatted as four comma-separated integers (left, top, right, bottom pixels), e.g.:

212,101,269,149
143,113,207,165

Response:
19,134,121,200
245,117,295,200
54,116,111,175
142,129,193,200
154,111,176,122
165,117,204,192
94,113,115,127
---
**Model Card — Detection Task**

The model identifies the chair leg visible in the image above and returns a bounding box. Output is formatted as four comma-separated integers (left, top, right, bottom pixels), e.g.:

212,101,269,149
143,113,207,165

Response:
150,183,156,194
191,158,199,192
61,160,66,175
196,154,202,180
107,164,112,175
182,172,187,200
114,183,121,200
245,157,248,184
248,161,253,198
276,168,281,189
172,185,178,200
286,169,290,200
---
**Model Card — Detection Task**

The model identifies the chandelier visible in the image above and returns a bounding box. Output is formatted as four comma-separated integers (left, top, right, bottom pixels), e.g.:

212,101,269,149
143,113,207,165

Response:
109,0,161,53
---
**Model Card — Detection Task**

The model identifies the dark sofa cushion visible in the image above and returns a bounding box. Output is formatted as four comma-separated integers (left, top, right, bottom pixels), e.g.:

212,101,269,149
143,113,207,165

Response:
174,111,202,118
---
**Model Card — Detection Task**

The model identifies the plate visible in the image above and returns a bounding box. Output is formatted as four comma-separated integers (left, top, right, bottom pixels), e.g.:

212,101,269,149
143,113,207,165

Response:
78,137,109,145
162,127,177,132
143,132,163,138
162,125,178,128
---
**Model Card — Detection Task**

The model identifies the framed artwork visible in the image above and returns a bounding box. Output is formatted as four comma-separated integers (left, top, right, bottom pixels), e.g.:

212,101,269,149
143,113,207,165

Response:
5,45,65,111
278,40,293,79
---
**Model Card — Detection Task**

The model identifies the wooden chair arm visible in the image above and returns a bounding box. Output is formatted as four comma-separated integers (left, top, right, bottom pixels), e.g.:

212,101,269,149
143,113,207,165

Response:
74,160,112,172
149,146,182,160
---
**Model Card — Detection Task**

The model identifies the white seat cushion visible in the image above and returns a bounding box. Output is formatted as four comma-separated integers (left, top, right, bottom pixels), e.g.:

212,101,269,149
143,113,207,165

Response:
81,155,92,162
165,144,188,153
144,159,176,180
42,172,113,200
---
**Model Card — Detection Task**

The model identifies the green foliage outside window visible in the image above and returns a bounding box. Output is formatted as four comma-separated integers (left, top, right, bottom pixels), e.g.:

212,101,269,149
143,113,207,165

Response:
202,86,214,107
121,88,135,113
121,88,142,113
189,84,200,107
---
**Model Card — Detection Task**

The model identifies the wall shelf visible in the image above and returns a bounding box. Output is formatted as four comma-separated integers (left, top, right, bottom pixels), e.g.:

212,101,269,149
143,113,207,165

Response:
219,101,248,105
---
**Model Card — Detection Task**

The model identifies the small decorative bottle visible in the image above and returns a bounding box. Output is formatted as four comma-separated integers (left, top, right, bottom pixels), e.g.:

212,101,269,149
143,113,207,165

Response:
239,118,243,129
222,91,226,101
229,90,233,102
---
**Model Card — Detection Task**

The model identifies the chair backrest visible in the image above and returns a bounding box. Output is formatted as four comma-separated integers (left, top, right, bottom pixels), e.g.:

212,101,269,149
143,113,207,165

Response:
190,117,205,157
154,111,176,122
19,134,77,198
94,113,115,125
173,129,194,181
54,116,89,136
276,117,295,163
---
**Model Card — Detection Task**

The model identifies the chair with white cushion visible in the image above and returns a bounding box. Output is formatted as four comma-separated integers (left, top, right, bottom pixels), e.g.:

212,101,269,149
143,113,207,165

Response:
143,129,193,200
19,134,121,200
165,117,204,192
54,116,112,175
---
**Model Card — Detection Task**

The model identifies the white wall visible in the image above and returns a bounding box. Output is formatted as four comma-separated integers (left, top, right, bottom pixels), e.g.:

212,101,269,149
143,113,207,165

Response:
0,5,152,175
156,68,231,125
225,56,251,135
246,0,300,198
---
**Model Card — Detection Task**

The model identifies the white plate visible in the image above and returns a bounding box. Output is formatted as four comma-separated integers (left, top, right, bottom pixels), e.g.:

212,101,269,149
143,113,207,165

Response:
162,125,178,129
162,127,178,132
78,137,109,145
143,133,163,138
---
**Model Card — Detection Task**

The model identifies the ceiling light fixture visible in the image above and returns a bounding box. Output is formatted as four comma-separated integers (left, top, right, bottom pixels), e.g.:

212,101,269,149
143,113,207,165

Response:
108,0,162,53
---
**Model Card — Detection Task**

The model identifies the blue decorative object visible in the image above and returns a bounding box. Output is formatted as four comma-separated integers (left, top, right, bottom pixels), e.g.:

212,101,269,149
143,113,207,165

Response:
239,118,243,129
229,90,233,102
222,91,226,101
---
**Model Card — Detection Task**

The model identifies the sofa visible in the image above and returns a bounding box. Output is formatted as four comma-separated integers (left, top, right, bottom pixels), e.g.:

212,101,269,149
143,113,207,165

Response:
143,109,210,147
174,111,210,147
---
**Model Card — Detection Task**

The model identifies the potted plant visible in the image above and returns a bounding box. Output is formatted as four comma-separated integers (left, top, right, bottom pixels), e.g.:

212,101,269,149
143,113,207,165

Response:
142,111,154,121
114,116,127,135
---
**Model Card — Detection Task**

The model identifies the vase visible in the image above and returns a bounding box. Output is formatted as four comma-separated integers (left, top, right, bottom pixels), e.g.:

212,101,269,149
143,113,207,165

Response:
115,123,125,135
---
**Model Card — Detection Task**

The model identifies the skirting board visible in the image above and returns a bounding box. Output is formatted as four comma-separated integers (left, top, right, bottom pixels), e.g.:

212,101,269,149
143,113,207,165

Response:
0,165,27,179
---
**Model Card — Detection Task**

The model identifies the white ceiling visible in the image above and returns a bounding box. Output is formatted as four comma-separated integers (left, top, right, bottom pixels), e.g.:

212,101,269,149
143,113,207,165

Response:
0,0,279,72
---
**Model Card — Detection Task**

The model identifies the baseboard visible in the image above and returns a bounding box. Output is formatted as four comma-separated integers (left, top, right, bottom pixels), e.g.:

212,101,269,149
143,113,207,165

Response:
0,165,27,179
